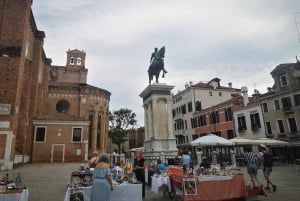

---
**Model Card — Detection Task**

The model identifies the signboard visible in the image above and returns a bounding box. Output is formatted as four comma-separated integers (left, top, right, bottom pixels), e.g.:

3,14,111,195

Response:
0,104,11,115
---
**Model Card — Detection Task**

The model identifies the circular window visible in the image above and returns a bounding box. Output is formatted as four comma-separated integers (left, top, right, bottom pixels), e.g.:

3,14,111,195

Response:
56,100,70,113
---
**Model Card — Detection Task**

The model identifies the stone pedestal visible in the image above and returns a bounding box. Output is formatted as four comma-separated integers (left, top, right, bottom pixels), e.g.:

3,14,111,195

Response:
139,83,177,157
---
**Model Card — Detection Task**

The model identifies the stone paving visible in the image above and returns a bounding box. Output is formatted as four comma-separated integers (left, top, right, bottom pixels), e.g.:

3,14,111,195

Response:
1,162,300,201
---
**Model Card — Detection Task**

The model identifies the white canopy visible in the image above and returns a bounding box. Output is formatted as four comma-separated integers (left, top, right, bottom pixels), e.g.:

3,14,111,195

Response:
129,147,145,152
229,137,259,146
190,134,234,147
255,138,288,146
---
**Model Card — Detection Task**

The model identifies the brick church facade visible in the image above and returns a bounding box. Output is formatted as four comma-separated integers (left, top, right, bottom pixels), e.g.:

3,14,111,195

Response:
0,0,110,170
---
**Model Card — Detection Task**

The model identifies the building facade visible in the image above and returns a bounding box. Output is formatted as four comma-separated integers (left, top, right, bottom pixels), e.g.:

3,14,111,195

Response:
259,62,300,145
193,94,245,140
172,78,240,146
0,1,110,169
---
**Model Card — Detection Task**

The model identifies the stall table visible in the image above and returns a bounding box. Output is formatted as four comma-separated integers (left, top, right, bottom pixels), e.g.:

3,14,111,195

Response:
171,174,247,201
64,183,142,201
151,175,171,197
0,188,29,201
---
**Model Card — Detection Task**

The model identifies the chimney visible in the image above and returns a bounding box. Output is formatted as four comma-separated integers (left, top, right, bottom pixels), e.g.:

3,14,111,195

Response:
189,81,193,86
228,82,232,88
241,87,249,106
185,82,189,89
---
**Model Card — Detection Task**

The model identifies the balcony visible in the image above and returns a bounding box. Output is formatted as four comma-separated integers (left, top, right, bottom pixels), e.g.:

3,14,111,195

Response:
283,106,294,114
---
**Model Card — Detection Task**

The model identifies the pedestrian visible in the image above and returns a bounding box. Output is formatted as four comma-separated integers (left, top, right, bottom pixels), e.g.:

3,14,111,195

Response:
243,146,262,188
134,150,146,198
182,150,191,173
259,144,277,192
90,153,113,201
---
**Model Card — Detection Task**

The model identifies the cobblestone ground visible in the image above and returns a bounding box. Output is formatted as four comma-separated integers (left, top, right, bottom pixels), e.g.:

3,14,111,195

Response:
1,162,300,201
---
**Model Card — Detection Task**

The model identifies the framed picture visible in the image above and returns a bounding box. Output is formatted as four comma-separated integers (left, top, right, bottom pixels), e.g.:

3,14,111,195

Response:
70,190,84,201
183,177,197,196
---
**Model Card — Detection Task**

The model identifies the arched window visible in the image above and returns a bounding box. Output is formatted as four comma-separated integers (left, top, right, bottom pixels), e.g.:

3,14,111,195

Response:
77,57,82,65
70,57,75,65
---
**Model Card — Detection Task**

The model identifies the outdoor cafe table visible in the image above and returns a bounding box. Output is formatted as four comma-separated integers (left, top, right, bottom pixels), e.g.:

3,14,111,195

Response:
0,188,29,201
64,183,142,201
170,174,247,201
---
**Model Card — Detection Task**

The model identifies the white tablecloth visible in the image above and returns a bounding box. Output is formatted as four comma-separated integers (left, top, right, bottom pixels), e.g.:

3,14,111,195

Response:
64,183,142,201
151,176,171,194
0,189,29,201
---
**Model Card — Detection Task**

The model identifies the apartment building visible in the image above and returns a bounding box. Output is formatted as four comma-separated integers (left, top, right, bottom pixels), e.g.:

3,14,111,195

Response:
172,78,240,146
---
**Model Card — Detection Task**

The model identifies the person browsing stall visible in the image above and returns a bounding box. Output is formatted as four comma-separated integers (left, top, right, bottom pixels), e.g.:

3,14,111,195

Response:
134,150,146,198
90,153,113,201
156,159,166,174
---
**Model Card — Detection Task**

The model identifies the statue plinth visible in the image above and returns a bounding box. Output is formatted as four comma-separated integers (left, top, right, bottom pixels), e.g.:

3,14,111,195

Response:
139,83,177,157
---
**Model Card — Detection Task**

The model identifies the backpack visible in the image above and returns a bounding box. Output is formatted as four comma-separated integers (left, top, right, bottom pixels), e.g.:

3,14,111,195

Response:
263,153,273,167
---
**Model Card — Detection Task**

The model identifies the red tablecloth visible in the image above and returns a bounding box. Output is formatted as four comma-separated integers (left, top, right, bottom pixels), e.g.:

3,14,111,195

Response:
170,174,247,201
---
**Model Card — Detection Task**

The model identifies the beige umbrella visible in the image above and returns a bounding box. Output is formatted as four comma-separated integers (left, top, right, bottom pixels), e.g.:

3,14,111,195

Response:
255,138,288,146
229,137,259,146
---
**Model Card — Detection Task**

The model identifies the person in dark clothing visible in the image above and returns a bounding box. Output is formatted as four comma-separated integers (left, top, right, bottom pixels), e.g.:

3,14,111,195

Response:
134,150,146,198
259,144,277,192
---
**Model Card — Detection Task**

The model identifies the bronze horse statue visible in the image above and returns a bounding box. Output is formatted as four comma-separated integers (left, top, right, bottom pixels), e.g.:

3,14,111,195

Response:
148,46,167,84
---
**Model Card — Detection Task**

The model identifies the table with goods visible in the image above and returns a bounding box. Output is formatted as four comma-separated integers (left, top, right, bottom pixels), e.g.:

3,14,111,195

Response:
0,173,29,201
64,164,142,201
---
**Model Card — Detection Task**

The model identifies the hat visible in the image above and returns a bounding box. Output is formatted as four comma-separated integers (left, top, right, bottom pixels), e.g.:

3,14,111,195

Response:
259,144,267,149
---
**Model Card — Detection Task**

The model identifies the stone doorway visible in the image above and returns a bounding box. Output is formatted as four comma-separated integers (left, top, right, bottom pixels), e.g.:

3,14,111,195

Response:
51,144,65,163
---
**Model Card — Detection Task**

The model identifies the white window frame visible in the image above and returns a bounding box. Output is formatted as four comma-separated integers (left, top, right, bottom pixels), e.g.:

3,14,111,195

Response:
277,119,285,134
274,99,281,111
72,127,83,143
279,74,288,87
70,57,75,65
76,57,82,65
34,126,47,143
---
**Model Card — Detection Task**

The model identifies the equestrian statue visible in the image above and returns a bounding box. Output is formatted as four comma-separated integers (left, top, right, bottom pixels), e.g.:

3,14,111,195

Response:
148,46,168,84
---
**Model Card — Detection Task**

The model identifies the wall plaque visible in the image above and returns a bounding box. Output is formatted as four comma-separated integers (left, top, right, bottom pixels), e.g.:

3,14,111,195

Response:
0,104,11,115
0,121,10,128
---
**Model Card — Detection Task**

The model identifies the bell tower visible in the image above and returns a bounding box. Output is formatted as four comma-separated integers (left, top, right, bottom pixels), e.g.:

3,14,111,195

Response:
66,49,86,70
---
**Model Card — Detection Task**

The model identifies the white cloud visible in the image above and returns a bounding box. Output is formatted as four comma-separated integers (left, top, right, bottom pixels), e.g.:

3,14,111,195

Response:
32,0,300,125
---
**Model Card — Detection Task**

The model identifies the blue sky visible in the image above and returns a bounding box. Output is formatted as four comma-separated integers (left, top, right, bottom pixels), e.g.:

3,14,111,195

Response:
32,0,300,126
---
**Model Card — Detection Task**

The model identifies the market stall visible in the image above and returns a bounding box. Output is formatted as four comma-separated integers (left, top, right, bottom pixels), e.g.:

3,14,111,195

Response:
170,174,247,201
64,183,142,201
0,188,29,201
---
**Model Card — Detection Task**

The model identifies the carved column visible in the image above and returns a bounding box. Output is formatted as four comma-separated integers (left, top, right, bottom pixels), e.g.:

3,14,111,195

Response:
166,99,174,139
143,104,149,141
152,98,159,139
92,110,98,153
147,102,153,140
100,111,106,153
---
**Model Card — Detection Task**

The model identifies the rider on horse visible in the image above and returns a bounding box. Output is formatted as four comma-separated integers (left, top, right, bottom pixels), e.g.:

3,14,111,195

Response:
150,47,167,74
147,46,168,84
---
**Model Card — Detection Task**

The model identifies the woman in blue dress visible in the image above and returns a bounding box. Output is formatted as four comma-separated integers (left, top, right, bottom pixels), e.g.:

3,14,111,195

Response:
90,153,113,201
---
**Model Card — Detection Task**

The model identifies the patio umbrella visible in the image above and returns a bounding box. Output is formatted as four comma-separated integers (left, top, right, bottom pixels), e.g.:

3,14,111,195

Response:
190,134,234,147
255,138,288,146
229,137,259,146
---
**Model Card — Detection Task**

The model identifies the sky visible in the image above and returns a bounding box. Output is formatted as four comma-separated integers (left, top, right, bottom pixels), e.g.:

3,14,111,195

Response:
32,0,300,126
